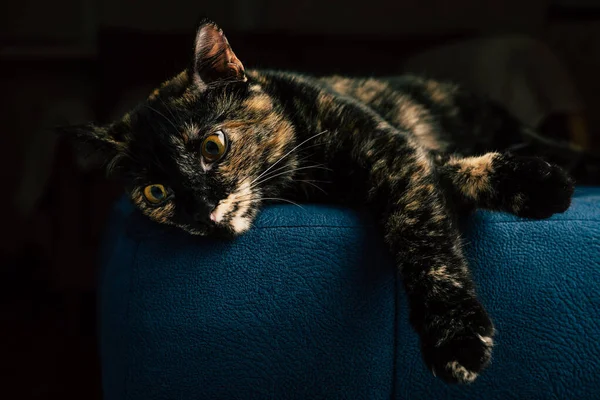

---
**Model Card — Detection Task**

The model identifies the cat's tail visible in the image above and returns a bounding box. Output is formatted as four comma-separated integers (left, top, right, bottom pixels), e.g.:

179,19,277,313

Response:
506,125,600,185
437,152,575,219
411,77,600,185
462,90,600,185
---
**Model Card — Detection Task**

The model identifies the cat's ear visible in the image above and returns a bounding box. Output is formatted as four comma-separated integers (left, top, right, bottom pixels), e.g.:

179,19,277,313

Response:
191,18,246,90
56,123,125,172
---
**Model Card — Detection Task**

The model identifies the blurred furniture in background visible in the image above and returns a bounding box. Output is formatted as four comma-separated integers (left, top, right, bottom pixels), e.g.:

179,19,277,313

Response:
402,35,584,135
401,35,599,182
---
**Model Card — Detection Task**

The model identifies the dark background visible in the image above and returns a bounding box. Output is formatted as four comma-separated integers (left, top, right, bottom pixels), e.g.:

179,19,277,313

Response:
2,1,599,398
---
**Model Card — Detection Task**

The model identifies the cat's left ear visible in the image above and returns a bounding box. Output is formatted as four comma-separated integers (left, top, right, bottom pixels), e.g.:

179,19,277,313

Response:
191,18,246,90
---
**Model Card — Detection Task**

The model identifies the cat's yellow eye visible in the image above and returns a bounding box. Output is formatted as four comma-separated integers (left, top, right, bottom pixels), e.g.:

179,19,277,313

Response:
201,130,227,163
143,184,169,205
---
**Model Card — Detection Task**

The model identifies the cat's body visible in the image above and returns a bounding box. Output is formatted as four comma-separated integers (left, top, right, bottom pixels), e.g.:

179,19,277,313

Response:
62,20,574,384
248,71,537,206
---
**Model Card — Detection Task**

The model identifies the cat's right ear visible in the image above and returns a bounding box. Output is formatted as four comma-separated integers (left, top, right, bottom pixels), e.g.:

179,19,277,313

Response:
56,123,125,173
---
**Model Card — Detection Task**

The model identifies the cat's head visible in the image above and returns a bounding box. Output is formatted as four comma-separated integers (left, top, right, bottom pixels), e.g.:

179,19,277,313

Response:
60,19,296,236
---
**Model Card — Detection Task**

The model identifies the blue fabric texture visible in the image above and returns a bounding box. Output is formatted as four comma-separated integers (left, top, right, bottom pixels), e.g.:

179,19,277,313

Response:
99,188,600,399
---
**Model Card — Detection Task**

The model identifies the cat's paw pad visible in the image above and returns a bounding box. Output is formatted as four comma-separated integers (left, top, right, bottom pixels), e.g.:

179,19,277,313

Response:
503,156,574,219
421,304,494,384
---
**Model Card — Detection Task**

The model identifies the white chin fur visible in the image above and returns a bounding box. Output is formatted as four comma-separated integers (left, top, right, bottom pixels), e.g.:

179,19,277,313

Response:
230,216,251,234
212,179,253,224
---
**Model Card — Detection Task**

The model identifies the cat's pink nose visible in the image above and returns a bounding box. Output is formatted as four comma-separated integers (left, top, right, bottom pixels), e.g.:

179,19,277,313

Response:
209,211,218,223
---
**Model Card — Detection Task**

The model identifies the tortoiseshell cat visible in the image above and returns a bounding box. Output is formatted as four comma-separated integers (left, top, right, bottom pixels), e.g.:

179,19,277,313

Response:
61,19,574,384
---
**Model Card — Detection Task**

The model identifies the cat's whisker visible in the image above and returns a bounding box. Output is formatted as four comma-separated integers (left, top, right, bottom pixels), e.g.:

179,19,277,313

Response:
158,96,181,128
296,179,330,195
238,142,323,193
249,162,329,189
292,142,325,158
225,191,264,203
145,105,180,134
234,197,306,211
249,130,328,186
297,179,331,183
249,165,333,190
227,195,263,203
250,150,320,182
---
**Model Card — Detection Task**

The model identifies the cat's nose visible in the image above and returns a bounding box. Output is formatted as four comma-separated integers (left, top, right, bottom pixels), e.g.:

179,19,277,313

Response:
193,203,216,225
193,211,210,224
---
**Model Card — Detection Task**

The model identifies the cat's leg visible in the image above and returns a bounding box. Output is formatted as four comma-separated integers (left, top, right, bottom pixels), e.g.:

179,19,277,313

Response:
438,152,574,218
382,162,495,384
310,90,495,383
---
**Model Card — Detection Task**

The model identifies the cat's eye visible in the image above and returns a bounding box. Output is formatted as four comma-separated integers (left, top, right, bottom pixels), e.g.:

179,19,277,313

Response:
201,130,227,163
143,184,169,205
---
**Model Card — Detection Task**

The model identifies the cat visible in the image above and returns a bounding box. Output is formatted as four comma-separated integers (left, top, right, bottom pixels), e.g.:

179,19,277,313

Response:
59,18,574,384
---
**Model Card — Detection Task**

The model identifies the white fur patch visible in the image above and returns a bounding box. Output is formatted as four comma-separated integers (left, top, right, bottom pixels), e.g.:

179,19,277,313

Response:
477,334,494,347
211,180,253,224
230,212,252,233
229,194,252,233
200,158,213,172
446,361,479,383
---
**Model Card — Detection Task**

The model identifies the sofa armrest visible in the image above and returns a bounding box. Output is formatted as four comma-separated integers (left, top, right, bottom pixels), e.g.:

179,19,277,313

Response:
99,188,600,399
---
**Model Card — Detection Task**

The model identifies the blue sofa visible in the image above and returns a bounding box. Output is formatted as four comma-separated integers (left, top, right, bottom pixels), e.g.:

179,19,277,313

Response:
98,188,600,399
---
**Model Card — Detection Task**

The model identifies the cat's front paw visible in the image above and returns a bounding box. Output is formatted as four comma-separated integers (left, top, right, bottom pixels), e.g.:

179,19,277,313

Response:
501,156,574,219
420,300,495,384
